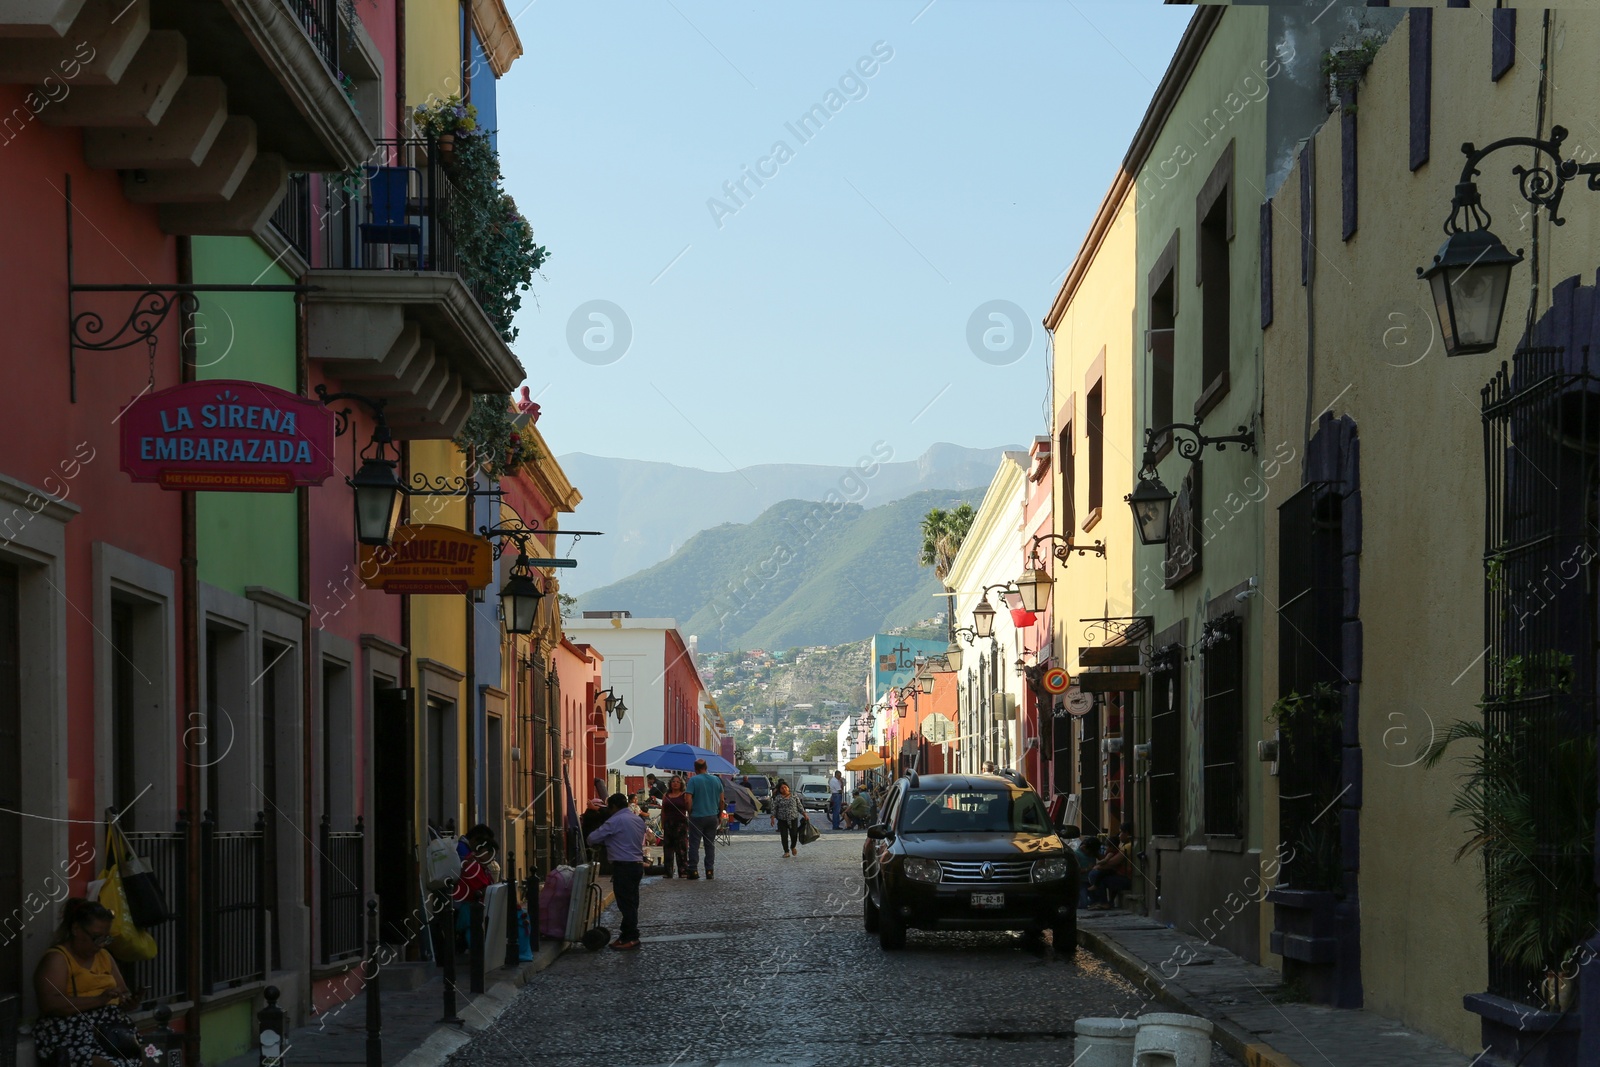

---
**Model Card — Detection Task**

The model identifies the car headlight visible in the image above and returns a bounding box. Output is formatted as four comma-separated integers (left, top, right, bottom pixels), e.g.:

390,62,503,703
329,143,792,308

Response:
1032,858,1069,882
903,858,942,884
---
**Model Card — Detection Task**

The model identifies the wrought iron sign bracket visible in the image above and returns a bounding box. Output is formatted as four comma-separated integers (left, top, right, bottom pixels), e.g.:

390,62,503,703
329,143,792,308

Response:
1140,421,1256,475
1080,615,1154,651
1028,531,1106,563
65,175,318,403
1449,124,1600,234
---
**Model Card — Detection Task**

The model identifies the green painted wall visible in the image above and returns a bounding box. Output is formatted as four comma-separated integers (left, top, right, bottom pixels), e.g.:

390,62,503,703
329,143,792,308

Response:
191,237,299,598
199,998,254,1064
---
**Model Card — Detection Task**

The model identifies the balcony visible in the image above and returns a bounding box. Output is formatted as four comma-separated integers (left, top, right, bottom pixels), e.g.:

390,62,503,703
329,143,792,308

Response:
0,0,378,235
299,140,524,440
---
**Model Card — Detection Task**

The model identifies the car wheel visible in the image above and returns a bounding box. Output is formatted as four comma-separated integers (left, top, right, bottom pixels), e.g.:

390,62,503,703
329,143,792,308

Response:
863,887,880,933
878,901,906,950
1052,917,1077,958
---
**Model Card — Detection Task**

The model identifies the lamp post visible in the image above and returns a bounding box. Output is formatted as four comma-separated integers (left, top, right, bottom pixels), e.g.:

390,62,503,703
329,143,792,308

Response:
1124,421,1256,545
1417,124,1600,356
1017,533,1107,613
945,626,976,673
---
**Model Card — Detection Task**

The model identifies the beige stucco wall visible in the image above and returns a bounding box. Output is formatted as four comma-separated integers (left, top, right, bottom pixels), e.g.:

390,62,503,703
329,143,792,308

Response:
1048,183,1139,821
1261,8,1600,1050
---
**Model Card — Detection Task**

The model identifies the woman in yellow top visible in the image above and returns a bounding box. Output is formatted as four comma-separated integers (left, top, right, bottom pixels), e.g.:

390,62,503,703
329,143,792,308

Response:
33,898,146,1066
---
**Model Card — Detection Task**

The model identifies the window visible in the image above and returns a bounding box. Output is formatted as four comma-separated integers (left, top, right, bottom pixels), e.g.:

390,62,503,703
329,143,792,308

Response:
486,714,504,825
1201,613,1244,837
322,661,353,824
1086,379,1104,521
1196,141,1234,416
1148,645,1182,838
1076,699,1101,836
1148,231,1179,456
0,561,20,996
111,601,142,822
1058,414,1076,537
1277,484,1346,890
427,699,450,831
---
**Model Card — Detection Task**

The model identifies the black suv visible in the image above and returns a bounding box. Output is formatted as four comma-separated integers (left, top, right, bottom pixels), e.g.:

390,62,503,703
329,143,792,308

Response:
861,773,1076,953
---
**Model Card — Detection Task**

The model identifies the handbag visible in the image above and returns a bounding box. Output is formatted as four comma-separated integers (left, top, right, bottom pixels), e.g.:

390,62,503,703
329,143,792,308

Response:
797,816,820,845
423,829,462,891
97,862,157,962
111,826,172,930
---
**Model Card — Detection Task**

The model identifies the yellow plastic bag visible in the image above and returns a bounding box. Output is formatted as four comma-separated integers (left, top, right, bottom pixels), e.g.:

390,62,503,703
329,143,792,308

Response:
98,861,157,962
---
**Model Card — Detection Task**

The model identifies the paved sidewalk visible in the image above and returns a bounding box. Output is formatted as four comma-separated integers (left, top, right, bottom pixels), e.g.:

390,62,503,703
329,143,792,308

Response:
218,891,613,1067
1076,910,1474,1067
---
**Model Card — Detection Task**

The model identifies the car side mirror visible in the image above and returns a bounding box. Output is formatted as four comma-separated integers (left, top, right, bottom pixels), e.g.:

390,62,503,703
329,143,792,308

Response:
866,824,891,840
1060,824,1081,838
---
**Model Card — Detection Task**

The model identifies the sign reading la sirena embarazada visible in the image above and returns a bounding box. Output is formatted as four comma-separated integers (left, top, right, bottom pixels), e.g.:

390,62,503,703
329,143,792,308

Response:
119,380,336,492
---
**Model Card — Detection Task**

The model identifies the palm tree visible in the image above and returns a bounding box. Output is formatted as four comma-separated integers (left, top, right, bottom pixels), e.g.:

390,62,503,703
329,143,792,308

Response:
919,504,974,639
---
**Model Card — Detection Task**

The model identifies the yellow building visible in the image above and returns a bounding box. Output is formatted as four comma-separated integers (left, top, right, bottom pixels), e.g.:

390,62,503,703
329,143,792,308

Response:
1261,7,1600,1058
1044,169,1139,829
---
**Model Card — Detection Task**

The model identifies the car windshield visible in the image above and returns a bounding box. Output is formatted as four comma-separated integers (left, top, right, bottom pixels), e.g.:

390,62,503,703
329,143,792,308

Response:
898,789,1051,834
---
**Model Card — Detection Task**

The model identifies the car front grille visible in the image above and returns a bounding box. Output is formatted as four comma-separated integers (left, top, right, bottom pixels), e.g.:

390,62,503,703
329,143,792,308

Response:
938,860,1032,883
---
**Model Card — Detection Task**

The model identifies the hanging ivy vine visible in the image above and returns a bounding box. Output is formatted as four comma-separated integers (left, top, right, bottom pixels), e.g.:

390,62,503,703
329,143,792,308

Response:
452,394,541,479
413,96,550,343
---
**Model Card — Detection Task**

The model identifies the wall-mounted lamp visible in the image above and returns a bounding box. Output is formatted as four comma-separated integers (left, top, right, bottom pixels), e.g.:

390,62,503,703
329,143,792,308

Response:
1125,420,1255,545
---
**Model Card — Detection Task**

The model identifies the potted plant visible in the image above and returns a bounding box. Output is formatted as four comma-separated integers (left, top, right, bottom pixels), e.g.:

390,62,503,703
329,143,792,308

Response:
412,94,480,159
1424,709,1595,1009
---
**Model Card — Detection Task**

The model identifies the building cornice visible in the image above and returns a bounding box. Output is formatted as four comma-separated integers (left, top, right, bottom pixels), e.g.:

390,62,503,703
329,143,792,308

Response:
946,453,1027,592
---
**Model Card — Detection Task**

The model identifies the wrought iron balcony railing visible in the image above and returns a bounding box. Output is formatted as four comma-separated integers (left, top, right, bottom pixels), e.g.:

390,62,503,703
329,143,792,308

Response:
286,0,344,84
288,139,490,312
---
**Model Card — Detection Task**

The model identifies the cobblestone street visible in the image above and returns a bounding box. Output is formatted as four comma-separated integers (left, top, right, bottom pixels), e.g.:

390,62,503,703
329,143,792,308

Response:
447,826,1240,1066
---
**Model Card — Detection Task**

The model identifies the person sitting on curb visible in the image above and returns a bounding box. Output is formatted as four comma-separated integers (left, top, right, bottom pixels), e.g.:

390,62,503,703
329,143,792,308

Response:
585,793,647,950
1086,830,1134,910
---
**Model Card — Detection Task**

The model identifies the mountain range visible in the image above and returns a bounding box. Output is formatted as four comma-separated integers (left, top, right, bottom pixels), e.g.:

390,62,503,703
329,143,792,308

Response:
571,488,976,651
555,442,1018,594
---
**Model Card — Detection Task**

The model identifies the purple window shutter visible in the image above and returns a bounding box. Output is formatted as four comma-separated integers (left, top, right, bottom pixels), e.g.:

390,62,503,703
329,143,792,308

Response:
1492,9,1516,82
1342,88,1357,241
1410,9,1431,172
1260,200,1273,329
1301,142,1314,287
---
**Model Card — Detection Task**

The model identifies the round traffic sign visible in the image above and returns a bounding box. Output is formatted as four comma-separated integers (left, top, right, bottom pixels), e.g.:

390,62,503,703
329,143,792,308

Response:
1041,666,1071,694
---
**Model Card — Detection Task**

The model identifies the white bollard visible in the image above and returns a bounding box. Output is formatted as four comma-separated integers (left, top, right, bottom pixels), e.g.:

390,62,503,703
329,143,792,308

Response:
1133,1012,1214,1067
1073,1017,1139,1067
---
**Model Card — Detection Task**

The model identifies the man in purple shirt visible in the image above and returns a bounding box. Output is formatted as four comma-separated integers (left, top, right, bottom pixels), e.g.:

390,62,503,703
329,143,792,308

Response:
586,793,647,950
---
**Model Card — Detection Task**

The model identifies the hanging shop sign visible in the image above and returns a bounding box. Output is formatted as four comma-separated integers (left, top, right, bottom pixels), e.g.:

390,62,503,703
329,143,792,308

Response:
358,524,494,594
1079,645,1142,668
1077,671,1143,694
119,380,336,492
1064,687,1094,716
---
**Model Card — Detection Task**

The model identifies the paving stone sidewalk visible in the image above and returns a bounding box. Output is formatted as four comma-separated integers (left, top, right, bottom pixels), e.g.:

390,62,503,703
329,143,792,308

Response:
217,895,609,1067
1077,910,1479,1067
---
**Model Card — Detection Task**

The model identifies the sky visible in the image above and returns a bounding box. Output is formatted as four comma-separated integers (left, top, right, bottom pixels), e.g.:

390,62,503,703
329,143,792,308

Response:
494,1,1192,471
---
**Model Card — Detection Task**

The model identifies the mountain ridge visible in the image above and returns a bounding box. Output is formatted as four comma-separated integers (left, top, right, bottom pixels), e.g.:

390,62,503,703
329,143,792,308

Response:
572,487,974,651
555,442,1019,593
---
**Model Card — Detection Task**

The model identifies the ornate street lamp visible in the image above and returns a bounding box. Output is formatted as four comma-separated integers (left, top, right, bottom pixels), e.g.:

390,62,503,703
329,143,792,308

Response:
1127,471,1175,546
1416,126,1600,356
499,553,544,635
918,672,935,695
350,450,405,547
945,626,976,673
1125,420,1255,546
971,597,997,639
1013,564,1053,615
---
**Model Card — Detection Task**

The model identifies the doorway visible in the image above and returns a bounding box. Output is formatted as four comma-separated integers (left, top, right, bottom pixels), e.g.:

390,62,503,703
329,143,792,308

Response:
372,687,415,947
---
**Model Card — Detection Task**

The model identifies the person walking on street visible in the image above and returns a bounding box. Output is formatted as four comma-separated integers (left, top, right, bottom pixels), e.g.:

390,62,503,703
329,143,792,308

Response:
659,775,692,878
769,781,806,857
586,794,647,949
684,758,725,880
828,770,845,830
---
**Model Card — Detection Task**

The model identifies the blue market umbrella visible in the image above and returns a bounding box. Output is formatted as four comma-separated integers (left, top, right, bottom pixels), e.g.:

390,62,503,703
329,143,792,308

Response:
624,743,737,774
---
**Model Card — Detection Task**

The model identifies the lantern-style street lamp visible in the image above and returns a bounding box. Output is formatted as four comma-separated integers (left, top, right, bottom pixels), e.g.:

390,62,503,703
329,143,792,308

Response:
1125,420,1255,546
499,553,544,635
971,597,997,639
350,451,405,547
1417,125,1600,356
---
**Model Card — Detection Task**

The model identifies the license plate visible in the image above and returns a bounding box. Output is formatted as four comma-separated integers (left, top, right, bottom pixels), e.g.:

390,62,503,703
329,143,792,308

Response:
970,892,1005,908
